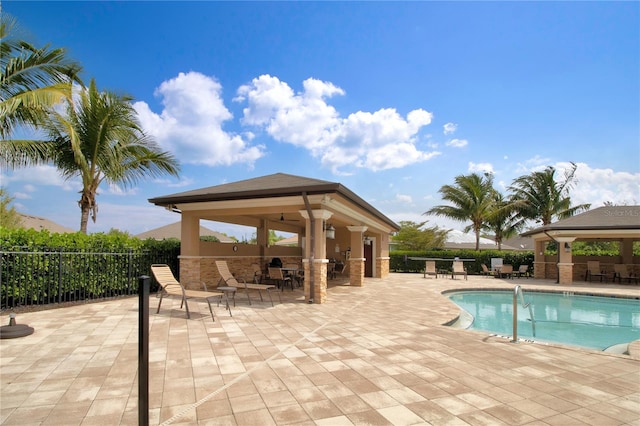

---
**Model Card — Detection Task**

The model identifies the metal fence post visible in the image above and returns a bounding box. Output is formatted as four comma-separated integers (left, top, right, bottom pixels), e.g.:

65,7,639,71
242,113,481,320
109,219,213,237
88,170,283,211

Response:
138,275,150,426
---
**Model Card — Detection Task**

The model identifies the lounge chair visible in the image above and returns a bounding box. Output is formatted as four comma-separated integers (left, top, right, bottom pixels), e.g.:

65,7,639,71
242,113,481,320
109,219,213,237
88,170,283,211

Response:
480,264,493,278
216,261,280,306
269,267,294,291
585,261,607,282
451,261,467,280
251,263,264,284
514,265,530,278
497,264,514,279
423,261,438,279
150,264,225,321
613,264,639,284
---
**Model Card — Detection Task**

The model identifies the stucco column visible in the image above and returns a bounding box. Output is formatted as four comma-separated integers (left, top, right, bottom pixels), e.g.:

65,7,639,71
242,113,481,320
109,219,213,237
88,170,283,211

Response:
179,212,201,289
620,239,633,265
533,239,546,279
300,209,333,303
556,237,576,284
377,232,390,278
347,226,367,286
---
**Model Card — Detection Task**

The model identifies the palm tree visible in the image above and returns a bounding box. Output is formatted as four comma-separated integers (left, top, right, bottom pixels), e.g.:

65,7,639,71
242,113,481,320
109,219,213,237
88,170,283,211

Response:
425,173,495,250
509,163,590,227
483,191,520,250
40,79,180,233
0,15,82,162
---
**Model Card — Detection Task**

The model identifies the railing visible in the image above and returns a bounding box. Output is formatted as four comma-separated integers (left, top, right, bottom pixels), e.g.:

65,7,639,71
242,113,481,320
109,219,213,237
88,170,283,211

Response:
512,285,536,342
0,247,179,310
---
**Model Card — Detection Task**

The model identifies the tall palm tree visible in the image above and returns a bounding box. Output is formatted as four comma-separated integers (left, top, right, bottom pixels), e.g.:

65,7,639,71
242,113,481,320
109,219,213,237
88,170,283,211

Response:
0,15,82,163
509,163,590,227
483,191,520,250
41,79,180,233
425,173,495,250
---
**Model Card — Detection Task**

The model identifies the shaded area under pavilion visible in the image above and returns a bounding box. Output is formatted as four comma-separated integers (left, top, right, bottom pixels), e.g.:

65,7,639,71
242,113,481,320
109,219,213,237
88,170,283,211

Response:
148,173,400,303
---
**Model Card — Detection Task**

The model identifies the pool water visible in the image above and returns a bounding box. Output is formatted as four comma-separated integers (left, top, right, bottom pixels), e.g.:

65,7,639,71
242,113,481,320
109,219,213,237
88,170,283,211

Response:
448,290,640,351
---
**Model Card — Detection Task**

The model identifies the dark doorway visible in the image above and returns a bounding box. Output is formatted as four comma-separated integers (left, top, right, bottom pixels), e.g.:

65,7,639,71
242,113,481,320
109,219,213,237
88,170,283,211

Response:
364,242,373,277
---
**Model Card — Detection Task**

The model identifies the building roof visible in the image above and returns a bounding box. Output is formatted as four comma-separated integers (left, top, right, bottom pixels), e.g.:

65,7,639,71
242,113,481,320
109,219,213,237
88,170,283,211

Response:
135,221,234,242
18,213,75,234
443,229,518,251
148,173,400,232
521,206,640,240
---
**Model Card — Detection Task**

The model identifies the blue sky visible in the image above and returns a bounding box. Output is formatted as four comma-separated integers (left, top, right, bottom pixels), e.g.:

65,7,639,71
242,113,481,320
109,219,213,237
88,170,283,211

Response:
3,1,639,238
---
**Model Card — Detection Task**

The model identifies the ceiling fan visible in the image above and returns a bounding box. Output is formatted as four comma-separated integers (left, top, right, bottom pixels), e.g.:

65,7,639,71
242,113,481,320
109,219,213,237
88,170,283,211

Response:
280,213,300,222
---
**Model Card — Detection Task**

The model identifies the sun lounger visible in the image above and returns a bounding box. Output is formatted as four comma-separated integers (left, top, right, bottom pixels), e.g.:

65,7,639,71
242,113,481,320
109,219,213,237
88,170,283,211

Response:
216,261,280,306
150,264,225,321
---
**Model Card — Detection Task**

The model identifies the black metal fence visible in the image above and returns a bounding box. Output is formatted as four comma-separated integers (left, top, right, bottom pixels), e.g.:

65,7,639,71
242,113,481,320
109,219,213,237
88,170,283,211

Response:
0,247,180,310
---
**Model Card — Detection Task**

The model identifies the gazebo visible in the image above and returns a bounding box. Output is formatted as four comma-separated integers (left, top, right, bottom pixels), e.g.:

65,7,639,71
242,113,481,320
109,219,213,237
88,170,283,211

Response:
148,173,400,303
521,206,640,284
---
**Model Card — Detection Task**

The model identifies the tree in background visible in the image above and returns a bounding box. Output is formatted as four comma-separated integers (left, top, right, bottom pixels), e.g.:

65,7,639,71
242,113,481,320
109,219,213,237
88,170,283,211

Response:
392,220,448,251
425,173,495,250
509,162,590,227
40,79,180,233
0,15,82,161
483,191,521,250
0,188,23,229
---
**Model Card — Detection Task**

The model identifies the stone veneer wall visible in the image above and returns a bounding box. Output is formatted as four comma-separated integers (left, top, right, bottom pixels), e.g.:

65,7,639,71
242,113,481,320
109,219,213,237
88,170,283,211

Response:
377,257,390,278
303,261,328,304
349,258,365,287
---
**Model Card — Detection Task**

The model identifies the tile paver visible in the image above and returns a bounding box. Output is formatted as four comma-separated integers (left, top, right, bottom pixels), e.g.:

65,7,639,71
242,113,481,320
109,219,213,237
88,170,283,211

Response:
1,273,639,425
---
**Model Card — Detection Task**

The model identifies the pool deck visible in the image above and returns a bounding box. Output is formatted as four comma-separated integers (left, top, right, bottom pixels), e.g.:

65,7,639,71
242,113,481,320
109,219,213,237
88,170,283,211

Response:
1,273,639,425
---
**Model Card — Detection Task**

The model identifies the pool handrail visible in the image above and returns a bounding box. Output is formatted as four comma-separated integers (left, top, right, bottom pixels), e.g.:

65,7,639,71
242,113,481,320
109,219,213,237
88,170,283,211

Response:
512,285,536,342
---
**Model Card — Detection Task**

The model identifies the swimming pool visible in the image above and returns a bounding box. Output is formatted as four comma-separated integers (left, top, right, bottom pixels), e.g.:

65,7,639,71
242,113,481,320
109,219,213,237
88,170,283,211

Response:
447,290,640,351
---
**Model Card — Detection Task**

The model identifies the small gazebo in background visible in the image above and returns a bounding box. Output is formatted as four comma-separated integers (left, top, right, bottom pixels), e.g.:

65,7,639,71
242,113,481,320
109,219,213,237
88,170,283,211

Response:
148,173,400,303
521,206,640,284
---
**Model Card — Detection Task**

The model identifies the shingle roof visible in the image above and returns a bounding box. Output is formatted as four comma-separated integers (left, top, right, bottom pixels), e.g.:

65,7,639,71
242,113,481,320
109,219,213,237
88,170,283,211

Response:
521,206,640,236
148,173,400,231
18,213,75,234
135,221,234,242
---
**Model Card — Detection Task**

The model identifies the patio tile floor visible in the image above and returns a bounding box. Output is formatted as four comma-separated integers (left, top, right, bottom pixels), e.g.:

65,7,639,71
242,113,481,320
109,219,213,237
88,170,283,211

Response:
1,273,639,425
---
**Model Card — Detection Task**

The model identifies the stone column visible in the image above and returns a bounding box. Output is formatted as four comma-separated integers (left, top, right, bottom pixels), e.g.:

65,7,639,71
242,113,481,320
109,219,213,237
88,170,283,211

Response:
180,213,201,289
300,209,332,303
347,226,367,286
533,239,546,279
556,237,576,284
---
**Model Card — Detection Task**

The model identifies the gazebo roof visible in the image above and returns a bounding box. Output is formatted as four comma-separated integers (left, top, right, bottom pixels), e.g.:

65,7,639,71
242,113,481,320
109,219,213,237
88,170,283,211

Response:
521,206,640,240
148,173,400,232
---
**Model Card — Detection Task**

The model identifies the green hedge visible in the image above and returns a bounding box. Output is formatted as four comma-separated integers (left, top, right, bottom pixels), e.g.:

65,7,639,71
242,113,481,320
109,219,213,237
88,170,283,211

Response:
390,249,534,274
0,228,180,309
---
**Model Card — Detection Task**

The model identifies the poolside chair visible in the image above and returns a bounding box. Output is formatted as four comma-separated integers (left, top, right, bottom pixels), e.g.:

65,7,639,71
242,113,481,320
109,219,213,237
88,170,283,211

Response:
480,264,493,278
150,264,224,321
216,261,279,306
423,261,438,279
251,263,265,284
497,264,514,279
451,261,467,280
514,265,530,278
585,261,607,282
269,267,294,291
613,264,639,284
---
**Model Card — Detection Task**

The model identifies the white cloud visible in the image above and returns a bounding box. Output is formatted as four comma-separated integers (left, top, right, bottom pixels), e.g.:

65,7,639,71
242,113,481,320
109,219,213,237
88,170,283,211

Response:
236,75,438,173
395,194,413,203
443,122,457,135
468,162,494,174
562,162,640,207
13,192,30,200
445,138,468,148
2,165,79,191
134,72,265,167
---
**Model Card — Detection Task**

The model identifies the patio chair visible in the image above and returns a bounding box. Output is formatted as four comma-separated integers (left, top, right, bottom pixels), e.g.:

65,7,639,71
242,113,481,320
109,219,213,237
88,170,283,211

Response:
216,261,279,306
480,264,493,278
150,264,224,321
514,265,530,278
497,264,514,279
269,267,293,291
613,264,639,284
585,261,607,282
251,263,264,284
451,261,467,280
423,261,438,279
